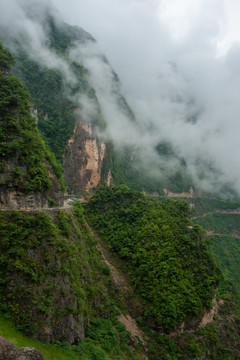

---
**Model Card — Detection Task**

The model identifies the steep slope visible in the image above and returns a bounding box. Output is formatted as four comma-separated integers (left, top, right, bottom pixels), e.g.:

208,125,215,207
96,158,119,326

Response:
0,9,196,195
63,121,111,194
85,185,221,332
0,42,145,360
2,15,112,194
1,183,240,359
1,11,240,359
0,43,64,209
85,185,240,359
190,197,240,310
0,203,147,360
0,205,99,343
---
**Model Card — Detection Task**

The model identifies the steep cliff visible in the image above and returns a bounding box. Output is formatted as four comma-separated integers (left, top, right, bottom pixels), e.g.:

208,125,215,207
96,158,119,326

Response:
1,16,113,195
0,156,63,209
0,11,195,196
0,43,64,209
63,121,109,194
0,207,87,344
1,4,240,359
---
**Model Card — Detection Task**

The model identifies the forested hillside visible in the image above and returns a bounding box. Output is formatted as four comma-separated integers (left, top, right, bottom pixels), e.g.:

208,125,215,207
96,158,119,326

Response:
11,20,97,162
86,185,221,331
190,197,240,315
0,202,146,360
0,43,64,209
1,17,240,360
84,185,240,359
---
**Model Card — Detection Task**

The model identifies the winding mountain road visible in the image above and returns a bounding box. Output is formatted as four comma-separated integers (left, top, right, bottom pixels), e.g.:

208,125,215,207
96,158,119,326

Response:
192,209,240,220
0,198,87,212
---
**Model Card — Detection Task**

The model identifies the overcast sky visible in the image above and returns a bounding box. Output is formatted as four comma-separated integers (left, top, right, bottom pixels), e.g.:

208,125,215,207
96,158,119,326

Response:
51,0,240,194
51,0,240,80
1,0,240,194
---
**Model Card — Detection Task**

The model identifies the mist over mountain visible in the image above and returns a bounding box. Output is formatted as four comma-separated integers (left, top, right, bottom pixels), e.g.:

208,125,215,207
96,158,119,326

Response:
2,4,240,359
51,0,240,195
1,0,240,196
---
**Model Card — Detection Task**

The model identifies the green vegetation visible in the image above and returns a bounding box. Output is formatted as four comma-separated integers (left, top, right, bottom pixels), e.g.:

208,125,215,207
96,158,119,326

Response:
105,143,193,194
84,187,240,359
0,314,144,360
85,184,221,331
0,203,143,360
1,20,240,359
210,235,240,303
3,16,193,193
12,51,77,162
0,316,78,360
190,197,240,217
175,318,240,360
194,213,240,235
0,43,65,191
0,204,109,336
192,199,240,311
142,317,240,359
10,17,100,163
0,42,14,73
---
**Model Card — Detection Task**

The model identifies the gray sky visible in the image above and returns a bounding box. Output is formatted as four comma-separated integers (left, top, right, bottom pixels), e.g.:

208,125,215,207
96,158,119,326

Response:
1,0,240,194
51,0,240,79
51,0,240,194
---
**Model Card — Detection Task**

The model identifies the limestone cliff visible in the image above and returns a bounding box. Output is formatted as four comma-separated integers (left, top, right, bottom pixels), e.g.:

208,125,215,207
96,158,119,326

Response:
63,121,112,194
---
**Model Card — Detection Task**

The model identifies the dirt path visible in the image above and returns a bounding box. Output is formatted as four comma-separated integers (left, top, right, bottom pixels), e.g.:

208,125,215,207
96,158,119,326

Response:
206,230,240,238
0,205,72,212
97,239,131,296
192,209,240,220
0,198,86,212
96,236,148,350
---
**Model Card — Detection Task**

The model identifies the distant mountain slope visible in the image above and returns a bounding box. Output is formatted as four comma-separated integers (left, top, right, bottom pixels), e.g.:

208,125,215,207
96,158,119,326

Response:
191,198,240,311
0,9,196,195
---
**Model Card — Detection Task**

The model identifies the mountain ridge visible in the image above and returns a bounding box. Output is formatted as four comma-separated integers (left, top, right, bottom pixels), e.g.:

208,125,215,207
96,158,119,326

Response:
1,11,240,359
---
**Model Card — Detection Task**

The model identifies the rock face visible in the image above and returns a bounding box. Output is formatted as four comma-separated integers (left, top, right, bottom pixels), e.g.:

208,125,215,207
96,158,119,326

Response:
36,312,85,344
0,46,64,210
164,186,195,198
0,158,63,209
0,336,44,360
64,121,110,194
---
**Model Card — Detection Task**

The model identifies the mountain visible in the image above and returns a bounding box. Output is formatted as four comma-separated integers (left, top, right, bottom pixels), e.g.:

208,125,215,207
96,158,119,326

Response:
0,43,145,360
0,43,64,209
0,10,196,196
0,7,240,360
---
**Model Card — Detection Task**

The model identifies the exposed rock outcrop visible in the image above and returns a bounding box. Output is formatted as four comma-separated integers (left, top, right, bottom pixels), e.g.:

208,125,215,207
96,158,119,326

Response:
36,312,85,344
0,336,44,360
164,186,195,198
0,158,63,209
170,295,224,336
64,121,108,194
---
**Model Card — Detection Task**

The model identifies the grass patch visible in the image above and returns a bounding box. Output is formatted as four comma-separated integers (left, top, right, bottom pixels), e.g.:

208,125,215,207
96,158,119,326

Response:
0,315,76,359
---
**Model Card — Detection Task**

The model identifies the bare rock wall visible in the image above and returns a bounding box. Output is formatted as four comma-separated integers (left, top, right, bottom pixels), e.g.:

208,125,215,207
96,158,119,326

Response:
63,121,109,194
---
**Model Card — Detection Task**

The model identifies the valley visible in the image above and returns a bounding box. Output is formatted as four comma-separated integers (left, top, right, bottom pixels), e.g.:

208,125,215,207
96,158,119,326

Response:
0,5,240,359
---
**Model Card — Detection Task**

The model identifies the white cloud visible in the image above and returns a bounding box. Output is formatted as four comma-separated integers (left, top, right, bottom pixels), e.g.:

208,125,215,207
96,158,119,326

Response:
2,0,240,194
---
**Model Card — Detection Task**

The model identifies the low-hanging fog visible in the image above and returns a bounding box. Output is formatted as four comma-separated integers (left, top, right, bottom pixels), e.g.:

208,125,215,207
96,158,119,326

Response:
1,0,240,195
